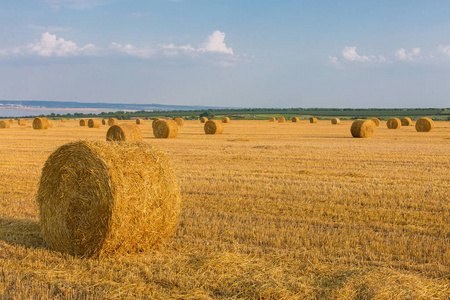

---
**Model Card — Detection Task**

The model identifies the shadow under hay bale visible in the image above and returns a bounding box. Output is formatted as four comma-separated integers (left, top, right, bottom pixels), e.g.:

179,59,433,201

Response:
204,120,224,134
0,218,46,249
106,124,143,142
37,140,181,258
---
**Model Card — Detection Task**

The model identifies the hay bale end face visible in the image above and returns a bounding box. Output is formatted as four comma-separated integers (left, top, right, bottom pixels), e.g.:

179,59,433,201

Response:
351,119,376,138
106,124,143,142
310,117,318,123
401,117,412,126
153,120,178,138
200,117,208,123
79,119,88,126
88,119,101,128
0,120,11,128
33,117,49,130
108,118,119,126
370,117,381,127
415,117,434,132
222,117,230,123
18,119,27,126
174,117,185,126
387,118,401,129
292,117,299,122
204,120,224,135
269,117,276,122
136,119,144,125
37,140,181,258
331,118,340,125
278,116,286,123
102,119,107,125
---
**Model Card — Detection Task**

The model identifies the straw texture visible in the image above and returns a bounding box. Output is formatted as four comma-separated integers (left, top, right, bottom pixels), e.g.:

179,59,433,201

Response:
33,117,49,130
415,117,434,132
387,118,401,129
153,120,178,139
106,124,143,142
47,120,54,128
0,120,10,128
401,117,412,126
204,120,224,134
18,119,27,126
370,117,381,127
351,119,376,138
88,119,101,128
37,140,181,258
108,118,119,126
174,118,185,126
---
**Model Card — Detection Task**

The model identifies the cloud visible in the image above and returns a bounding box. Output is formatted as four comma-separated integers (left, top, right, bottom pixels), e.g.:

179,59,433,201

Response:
395,48,420,61
27,24,71,32
341,46,386,63
199,30,234,55
437,45,450,56
328,56,341,67
26,32,97,57
109,42,155,58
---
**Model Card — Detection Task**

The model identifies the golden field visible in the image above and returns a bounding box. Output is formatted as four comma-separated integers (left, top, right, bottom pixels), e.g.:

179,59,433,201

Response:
1,119,449,299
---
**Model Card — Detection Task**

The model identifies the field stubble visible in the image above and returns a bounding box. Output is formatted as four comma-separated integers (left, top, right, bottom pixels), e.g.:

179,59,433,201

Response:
0,120,449,299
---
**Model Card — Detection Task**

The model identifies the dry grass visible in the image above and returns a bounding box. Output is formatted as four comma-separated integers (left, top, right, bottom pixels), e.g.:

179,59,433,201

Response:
1,119,449,299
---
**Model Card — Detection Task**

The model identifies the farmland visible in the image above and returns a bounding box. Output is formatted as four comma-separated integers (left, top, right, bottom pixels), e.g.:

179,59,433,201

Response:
1,119,449,299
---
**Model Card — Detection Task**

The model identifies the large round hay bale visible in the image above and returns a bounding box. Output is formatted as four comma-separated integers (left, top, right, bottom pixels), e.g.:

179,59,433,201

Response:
278,116,286,123
200,117,208,123
310,117,318,123
269,117,276,122
136,119,144,125
370,117,380,127
9,119,15,124
79,119,88,126
153,120,178,138
351,119,376,138
152,118,162,129
415,117,434,132
33,117,49,130
88,119,101,128
222,117,230,123
108,118,119,126
106,124,143,142
102,119,107,125
331,118,340,125
36,140,181,258
61,118,68,122
204,120,224,135
387,118,401,129
0,120,11,128
47,119,54,128
18,119,27,126
291,117,299,122
401,117,412,126
174,117,185,126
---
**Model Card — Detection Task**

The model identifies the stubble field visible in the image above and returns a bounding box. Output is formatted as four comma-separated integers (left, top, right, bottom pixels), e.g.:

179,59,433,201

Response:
1,119,449,299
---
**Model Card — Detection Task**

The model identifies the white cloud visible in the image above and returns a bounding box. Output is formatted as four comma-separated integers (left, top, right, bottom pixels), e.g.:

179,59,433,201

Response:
395,48,420,61
437,45,450,56
109,42,155,58
341,46,386,63
26,32,97,57
328,56,341,67
199,30,234,55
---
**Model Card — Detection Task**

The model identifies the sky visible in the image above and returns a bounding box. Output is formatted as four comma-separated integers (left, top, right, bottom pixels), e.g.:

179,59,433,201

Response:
1,1,450,108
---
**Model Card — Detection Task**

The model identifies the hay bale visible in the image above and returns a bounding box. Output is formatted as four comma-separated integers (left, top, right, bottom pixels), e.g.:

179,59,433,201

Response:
269,117,276,122
108,118,119,126
106,124,143,142
204,120,224,135
9,119,15,124
33,117,49,130
415,117,434,132
351,119,376,138
0,120,11,128
18,119,27,126
47,119,54,128
36,140,181,258
370,117,380,127
61,118,68,122
152,118,162,129
291,117,299,122
331,118,340,125
387,118,401,129
200,117,208,123
278,116,286,123
174,118,185,126
310,117,318,123
135,118,144,125
88,119,101,128
153,120,178,138
102,119,107,125
222,117,230,123
79,119,88,126
401,117,412,126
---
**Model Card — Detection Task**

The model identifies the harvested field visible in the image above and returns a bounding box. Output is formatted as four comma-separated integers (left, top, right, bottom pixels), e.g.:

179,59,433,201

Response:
0,119,449,298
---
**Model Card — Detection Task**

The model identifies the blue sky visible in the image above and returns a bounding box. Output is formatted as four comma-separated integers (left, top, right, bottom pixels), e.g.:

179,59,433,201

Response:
1,1,450,108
